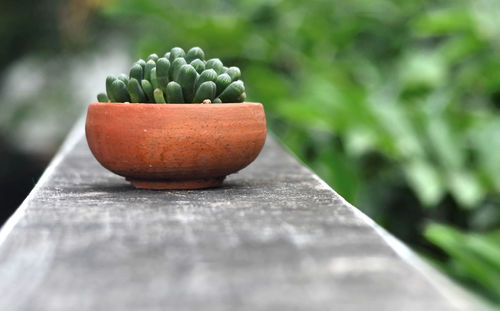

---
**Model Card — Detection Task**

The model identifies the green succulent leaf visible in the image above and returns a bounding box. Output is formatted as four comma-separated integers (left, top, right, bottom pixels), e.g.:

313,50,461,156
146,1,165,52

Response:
170,57,187,81
177,64,198,103
156,57,170,91
215,73,232,96
153,88,166,103
205,58,223,74
111,79,130,103
147,53,159,62
141,79,154,102
150,67,158,89
97,93,109,103
193,81,216,103
190,59,205,74
195,69,218,90
117,73,129,85
168,47,185,64
166,81,184,103
226,66,241,81
144,59,156,82
186,46,205,62
135,59,146,71
237,92,247,102
129,63,143,82
105,75,117,102
219,80,245,102
127,78,146,103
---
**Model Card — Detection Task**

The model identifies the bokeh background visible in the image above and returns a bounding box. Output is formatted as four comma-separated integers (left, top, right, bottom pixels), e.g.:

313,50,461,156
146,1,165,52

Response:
1,0,499,305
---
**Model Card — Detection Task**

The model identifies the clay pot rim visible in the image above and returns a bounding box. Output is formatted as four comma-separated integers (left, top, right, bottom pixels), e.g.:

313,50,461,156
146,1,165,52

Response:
91,102,262,107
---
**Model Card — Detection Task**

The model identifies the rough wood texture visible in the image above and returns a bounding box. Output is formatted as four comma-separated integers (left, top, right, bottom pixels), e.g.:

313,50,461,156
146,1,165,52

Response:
0,123,484,311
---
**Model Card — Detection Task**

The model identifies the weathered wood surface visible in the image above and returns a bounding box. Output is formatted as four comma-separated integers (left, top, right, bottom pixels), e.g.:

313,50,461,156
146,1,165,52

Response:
0,122,484,311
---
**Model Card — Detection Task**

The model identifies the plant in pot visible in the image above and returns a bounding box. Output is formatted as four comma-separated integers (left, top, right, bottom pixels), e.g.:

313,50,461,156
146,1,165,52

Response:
86,46,266,190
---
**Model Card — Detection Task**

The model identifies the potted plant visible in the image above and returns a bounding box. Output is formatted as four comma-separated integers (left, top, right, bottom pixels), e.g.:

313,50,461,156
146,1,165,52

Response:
86,47,266,190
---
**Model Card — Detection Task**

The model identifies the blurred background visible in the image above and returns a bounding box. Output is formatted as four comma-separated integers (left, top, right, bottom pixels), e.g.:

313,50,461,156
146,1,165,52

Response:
1,0,499,305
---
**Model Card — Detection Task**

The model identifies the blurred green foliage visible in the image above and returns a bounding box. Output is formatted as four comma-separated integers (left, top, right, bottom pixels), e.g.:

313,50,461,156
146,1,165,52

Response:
98,0,500,303
97,0,500,303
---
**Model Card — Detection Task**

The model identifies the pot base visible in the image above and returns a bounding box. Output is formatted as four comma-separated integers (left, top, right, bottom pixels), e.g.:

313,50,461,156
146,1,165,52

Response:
128,176,225,190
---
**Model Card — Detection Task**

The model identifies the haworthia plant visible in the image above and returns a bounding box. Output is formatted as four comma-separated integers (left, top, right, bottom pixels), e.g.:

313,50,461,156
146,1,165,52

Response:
215,73,232,96
141,80,154,102
97,47,246,103
147,53,159,62
193,81,216,103
156,58,170,92
169,47,185,63
105,75,117,102
97,93,109,103
195,69,217,90
171,58,187,81
190,59,205,74
153,88,166,103
111,79,130,102
166,81,184,103
117,73,129,85
177,64,198,103
226,67,241,81
136,59,146,71
205,58,223,74
185,46,205,63
127,78,146,103
144,60,155,82
129,64,143,82
150,68,159,89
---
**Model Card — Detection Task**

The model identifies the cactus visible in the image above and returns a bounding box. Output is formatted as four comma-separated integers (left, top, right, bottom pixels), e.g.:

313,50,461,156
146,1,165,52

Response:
97,46,246,103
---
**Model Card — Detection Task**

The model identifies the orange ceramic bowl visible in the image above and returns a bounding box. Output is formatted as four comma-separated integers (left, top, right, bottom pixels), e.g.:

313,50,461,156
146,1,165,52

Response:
85,102,266,189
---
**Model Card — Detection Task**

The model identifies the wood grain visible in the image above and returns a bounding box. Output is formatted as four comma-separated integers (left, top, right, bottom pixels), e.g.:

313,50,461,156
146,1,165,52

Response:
0,123,482,311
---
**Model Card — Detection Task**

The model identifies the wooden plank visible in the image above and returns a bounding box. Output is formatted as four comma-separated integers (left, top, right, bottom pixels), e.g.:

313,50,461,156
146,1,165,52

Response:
0,121,484,311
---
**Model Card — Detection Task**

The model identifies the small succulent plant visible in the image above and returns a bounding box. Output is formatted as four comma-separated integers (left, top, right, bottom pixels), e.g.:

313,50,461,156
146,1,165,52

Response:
97,47,246,104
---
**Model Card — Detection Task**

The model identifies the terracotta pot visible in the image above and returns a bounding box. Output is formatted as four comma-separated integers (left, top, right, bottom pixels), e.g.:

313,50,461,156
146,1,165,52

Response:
85,102,266,190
